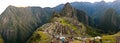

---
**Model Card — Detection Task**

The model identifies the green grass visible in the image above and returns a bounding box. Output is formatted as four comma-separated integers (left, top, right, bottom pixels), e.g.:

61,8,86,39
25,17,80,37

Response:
86,25,101,37
71,40,82,43
27,31,51,43
60,18,81,36
60,18,77,31
102,35,116,43
0,35,4,43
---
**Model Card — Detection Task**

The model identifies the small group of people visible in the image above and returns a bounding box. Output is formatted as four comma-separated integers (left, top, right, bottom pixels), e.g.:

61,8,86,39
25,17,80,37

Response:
51,36,74,43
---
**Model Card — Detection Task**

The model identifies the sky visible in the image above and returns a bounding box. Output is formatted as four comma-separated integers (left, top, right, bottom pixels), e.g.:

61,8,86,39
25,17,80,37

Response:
0,0,115,14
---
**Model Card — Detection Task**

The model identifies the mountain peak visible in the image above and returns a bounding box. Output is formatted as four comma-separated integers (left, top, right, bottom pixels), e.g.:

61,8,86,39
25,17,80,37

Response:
60,2,77,19
64,2,73,10
7,5,16,9
64,2,71,7
4,5,17,12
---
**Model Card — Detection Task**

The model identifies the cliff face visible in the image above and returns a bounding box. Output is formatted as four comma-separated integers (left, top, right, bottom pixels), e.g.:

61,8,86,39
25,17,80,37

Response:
60,3,88,24
76,9,89,25
0,5,54,43
61,3,77,19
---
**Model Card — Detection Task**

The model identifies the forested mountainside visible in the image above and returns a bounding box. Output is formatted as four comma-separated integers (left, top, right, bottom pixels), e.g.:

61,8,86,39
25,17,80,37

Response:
0,5,54,43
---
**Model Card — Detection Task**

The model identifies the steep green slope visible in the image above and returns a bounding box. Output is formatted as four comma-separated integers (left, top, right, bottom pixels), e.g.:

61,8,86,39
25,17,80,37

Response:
0,5,53,43
86,25,101,37
98,8,119,34
27,31,51,43
0,35,4,43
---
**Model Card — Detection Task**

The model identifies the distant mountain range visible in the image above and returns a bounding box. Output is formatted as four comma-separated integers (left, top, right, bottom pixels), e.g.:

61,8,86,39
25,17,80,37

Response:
0,0,120,43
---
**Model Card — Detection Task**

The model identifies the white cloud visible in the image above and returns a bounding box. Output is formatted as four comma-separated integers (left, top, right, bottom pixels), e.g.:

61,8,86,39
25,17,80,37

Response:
0,0,115,14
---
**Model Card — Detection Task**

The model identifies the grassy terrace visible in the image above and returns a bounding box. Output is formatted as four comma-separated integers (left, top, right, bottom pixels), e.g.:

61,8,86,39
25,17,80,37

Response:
60,18,77,31
60,18,82,36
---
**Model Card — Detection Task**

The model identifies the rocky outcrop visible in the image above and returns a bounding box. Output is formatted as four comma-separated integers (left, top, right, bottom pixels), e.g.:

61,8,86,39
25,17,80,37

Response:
61,2,77,19
60,3,88,25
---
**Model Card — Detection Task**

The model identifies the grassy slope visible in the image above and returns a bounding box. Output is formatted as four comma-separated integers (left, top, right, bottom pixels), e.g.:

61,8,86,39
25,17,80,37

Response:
86,25,101,37
0,35,4,43
27,31,51,43
60,18,85,36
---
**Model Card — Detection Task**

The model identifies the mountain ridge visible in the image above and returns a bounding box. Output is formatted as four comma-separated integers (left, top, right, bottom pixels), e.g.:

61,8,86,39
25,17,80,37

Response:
0,5,54,43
